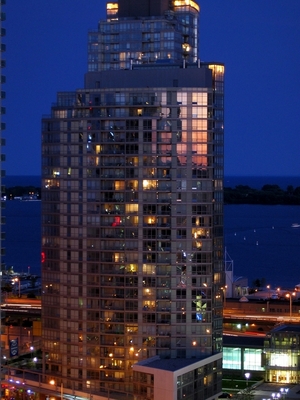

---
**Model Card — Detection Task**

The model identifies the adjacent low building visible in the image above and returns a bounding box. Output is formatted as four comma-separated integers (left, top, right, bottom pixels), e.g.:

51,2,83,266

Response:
263,325,300,384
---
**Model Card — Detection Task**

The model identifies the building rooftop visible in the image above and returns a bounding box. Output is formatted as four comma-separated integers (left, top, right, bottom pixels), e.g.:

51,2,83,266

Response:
271,324,300,333
223,335,265,347
135,356,208,372
84,63,217,90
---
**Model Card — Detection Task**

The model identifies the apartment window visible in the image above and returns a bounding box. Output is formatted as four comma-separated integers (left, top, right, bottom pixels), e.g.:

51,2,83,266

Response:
176,289,186,299
143,132,152,142
177,229,186,238
115,92,125,105
126,313,138,322
143,120,152,129
176,313,186,323
176,217,186,226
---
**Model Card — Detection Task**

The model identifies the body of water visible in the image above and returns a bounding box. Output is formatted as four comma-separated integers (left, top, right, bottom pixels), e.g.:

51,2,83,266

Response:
2,176,300,288
224,204,300,289
3,200,41,276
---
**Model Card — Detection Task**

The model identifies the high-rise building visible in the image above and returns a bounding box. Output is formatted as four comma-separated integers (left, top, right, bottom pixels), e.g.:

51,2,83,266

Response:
0,0,5,394
0,0,5,254
41,1,224,399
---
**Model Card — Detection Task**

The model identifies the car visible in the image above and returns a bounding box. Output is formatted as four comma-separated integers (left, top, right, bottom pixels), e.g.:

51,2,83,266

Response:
218,393,232,398
270,294,279,300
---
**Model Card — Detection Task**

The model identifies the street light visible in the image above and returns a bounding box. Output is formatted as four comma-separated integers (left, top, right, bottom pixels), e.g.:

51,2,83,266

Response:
272,393,280,400
245,372,250,387
49,379,63,400
13,277,20,297
285,291,295,317
30,345,34,364
222,285,227,309
280,388,289,400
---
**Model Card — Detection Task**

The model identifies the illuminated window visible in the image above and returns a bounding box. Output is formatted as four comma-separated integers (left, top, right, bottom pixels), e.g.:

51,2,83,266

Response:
192,119,208,130
208,64,225,80
115,181,125,190
177,92,187,105
125,204,138,214
126,264,137,273
144,216,156,225
143,180,157,190
244,349,265,371
106,3,118,19
173,0,199,12
143,264,156,275
222,347,241,370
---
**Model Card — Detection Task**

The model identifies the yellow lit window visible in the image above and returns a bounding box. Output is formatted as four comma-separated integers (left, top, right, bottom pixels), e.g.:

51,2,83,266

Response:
173,0,200,12
115,181,125,190
125,204,138,213
143,180,157,190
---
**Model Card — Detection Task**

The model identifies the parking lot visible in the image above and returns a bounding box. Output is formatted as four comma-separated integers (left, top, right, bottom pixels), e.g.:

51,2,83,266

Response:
240,383,300,400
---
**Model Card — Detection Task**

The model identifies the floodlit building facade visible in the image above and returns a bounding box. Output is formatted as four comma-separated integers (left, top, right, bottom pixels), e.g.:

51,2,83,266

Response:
41,1,225,399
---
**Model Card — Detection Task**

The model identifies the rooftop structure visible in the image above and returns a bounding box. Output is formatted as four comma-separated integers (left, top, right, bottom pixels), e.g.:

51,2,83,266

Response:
88,0,199,72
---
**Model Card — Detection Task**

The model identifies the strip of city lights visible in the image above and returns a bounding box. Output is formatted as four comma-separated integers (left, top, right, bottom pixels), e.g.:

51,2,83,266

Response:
1,303,41,309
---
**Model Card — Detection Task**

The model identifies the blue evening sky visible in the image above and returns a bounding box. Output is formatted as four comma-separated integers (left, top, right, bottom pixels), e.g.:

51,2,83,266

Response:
3,1,300,177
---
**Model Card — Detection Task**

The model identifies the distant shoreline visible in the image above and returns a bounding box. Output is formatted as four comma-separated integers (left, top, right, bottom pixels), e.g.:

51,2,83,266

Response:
224,175,300,190
3,176,41,187
3,176,300,205
224,184,300,205
3,175,300,188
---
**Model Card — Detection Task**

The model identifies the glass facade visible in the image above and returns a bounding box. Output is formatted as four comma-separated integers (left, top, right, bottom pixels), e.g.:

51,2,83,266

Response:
264,326,300,384
223,347,241,370
223,325,300,385
223,347,264,371
41,1,225,399
88,0,199,72
0,0,5,275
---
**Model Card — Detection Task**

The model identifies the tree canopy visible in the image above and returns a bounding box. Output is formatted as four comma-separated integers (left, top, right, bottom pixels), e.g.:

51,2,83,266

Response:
224,184,300,205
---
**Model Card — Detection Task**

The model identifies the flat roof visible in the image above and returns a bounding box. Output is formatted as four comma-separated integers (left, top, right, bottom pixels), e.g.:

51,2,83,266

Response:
223,335,265,347
271,324,300,333
84,65,214,90
135,356,209,372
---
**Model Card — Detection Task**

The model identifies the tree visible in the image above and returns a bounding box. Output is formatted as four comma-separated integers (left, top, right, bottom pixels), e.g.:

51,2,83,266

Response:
233,388,254,400
2,282,13,293
30,275,38,288
252,278,266,288
253,279,262,288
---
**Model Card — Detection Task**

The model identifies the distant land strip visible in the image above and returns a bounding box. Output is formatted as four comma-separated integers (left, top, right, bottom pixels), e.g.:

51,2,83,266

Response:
224,184,300,205
3,184,300,205
4,185,41,200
